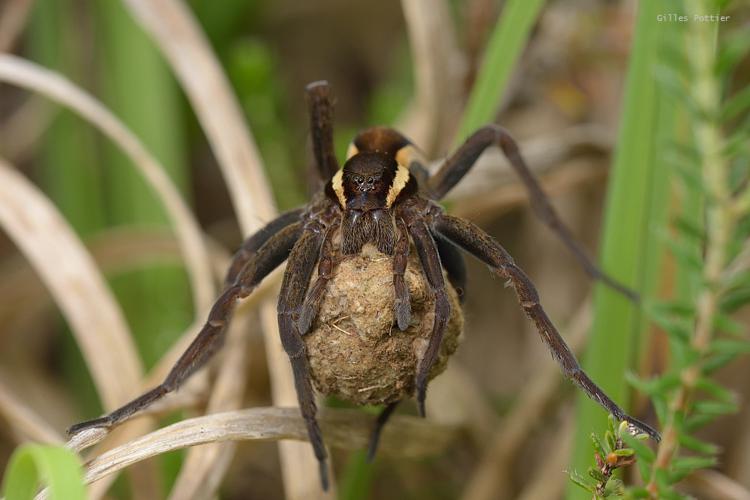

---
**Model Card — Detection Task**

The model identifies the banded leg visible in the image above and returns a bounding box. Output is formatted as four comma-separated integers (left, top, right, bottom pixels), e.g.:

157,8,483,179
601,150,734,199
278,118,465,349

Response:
366,401,401,462
393,219,411,331
225,208,304,285
406,219,452,417
277,225,330,490
69,222,303,435
428,125,637,301
297,223,340,335
306,81,339,182
434,214,660,441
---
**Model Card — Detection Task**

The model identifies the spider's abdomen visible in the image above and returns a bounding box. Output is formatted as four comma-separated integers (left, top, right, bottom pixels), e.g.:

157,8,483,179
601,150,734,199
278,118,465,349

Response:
303,244,464,406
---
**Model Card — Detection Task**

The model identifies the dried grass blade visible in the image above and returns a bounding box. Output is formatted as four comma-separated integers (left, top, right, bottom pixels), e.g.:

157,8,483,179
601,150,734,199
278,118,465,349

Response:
0,374,64,445
0,54,214,314
167,315,251,500
0,0,33,52
120,0,276,230
399,0,464,154
76,408,457,487
0,159,141,410
118,1,317,496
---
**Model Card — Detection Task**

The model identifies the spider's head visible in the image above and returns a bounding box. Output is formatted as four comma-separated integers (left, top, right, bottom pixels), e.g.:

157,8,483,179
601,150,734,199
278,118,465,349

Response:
326,127,418,212
332,153,403,211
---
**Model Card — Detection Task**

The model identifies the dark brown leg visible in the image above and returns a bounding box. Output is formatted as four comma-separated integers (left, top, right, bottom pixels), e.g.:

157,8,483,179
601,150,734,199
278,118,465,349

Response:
297,223,340,335
225,208,304,285
276,224,330,490
392,219,411,330
434,214,660,441
405,219,451,418
428,125,637,302
434,233,467,303
306,81,339,182
69,222,303,435
366,401,400,462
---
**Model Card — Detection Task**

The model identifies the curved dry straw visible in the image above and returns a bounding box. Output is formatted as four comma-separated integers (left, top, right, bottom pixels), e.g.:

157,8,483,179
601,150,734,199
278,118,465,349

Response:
0,55,215,315
0,159,141,412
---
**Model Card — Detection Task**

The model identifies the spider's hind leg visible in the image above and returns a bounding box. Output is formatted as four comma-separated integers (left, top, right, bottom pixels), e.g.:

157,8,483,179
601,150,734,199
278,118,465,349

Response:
433,213,660,441
366,401,401,462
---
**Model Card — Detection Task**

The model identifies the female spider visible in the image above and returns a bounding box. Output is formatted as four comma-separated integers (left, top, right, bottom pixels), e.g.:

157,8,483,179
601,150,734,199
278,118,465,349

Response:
69,81,659,490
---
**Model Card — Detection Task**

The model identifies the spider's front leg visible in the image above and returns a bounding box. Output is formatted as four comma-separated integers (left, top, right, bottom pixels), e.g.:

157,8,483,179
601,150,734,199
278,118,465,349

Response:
427,124,637,301
68,220,303,436
305,80,339,182
433,213,660,441
276,222,331,490
402,216,452,417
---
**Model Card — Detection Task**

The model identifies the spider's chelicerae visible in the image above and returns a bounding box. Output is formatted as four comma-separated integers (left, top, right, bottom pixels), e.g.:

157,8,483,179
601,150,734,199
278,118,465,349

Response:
69,81,660,489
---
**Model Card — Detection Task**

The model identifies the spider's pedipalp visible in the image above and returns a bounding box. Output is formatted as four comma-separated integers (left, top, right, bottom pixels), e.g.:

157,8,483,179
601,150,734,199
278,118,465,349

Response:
297,222,340,335
392,218,412,330
433,213,660,441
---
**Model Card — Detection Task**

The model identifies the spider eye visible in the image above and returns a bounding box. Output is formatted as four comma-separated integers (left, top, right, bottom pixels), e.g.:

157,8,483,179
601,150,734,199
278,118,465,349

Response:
367,176,375,184
354,175,364,184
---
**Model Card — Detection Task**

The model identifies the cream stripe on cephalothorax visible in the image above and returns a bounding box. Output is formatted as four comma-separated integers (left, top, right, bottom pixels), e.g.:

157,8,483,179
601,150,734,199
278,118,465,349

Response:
331,169,347,207
385,164,411,208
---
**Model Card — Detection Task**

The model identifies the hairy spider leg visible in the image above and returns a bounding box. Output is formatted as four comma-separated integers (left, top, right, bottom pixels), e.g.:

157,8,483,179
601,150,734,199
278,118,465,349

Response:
305,80,339,183
434,214,660,441
427,125,638,302
405,218,452,418
276,223,330,490
225,208,303,285
297,222,340,335
392,219,412,331
434,233,467,304
68,221,303,435
366,400,401,462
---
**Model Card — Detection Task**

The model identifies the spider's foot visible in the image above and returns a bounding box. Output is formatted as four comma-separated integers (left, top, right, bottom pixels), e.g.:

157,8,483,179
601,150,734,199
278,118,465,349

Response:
318,458,330,491
366,426,384,462
622,415,661,442
415,381,427,418
67,416,112,436
394,300,411,331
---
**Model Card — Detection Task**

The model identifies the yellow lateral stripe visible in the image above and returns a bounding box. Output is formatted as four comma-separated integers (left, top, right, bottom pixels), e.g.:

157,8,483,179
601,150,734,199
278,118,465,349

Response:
331,169,346,207
386,165,411,207
395,144,416,167
346,143,359,160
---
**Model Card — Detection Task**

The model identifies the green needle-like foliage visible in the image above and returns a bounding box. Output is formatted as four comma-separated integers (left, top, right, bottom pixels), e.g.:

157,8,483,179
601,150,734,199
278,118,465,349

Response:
570,0,750,497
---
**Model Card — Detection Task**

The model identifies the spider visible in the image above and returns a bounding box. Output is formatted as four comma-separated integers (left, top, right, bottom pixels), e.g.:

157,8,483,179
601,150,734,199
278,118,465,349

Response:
69,81,660,490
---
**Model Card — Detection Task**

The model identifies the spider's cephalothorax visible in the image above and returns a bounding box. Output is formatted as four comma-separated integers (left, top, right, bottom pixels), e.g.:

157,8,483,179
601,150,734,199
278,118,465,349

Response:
327,145,417,254
69,81,660,492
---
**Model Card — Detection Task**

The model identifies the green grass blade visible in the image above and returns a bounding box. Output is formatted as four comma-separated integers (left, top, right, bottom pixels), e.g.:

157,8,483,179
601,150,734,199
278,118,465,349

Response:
566,1,680,497
3,444,86,500
454,0,546,144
